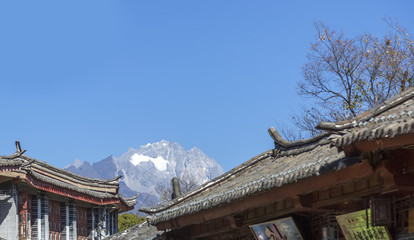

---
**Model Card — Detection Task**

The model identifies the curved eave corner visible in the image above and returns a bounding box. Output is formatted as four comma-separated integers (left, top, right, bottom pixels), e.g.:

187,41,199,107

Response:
119,193,139,212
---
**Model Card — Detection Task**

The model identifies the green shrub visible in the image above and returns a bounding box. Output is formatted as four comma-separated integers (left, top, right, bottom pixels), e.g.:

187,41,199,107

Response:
118,213,146,232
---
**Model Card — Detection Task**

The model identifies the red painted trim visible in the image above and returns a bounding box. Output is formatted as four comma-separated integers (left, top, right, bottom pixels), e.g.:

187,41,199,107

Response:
0,167,131,211
26,175,137,211
0,166,133,211
25,175,120,205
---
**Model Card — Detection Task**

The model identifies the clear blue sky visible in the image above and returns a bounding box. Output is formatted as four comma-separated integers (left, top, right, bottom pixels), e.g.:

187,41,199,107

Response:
0,1,413,172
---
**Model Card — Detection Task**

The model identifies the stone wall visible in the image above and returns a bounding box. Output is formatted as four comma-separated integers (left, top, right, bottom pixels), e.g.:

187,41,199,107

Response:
0,181,18,240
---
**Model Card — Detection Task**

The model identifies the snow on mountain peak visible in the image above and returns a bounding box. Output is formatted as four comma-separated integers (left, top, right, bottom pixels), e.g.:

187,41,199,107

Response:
130,153,168,171
65,140,224,201
153,140,169,148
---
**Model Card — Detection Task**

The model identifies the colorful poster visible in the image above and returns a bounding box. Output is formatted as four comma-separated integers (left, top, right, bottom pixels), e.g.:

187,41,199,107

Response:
249,217,303,240
336,209,391,240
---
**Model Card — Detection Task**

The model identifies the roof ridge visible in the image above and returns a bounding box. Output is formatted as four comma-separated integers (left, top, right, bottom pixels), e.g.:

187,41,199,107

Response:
145,144,341,225
317,86,414,131
0,153,120,185
140,150,273,214
268,127,330,149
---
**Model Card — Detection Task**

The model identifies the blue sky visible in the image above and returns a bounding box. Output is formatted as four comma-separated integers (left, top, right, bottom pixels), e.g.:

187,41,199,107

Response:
0,1,413,172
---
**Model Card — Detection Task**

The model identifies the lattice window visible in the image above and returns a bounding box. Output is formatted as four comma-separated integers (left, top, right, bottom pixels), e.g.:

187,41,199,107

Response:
31,196,39,240
69,204,77,239
87,208,93,239
60,203,67,240
41,196,49,240
30,195,49,240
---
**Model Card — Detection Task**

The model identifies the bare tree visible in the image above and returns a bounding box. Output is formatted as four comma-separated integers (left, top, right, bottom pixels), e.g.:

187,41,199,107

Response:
154,181,171,203
154,174,200,204
292,21,414,139
178,173,199,193
300,22,371,119
278,104,327,140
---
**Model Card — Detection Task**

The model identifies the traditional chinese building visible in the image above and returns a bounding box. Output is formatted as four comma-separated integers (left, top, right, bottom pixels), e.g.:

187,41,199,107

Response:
140,87,414,239
0,143,137,240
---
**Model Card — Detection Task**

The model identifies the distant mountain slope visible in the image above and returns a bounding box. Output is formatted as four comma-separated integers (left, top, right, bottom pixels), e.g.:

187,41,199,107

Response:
65,159,101,179
64,140,224,208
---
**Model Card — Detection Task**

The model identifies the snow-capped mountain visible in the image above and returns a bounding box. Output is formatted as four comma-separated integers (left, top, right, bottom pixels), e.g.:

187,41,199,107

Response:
64,140,224,207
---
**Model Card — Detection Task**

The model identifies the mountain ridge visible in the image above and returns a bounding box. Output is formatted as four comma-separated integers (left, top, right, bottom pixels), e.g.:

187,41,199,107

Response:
64,140,224,208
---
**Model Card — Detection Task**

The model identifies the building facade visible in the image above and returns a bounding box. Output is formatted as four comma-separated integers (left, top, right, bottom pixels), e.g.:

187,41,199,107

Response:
0,144,137,240
140,87,414,239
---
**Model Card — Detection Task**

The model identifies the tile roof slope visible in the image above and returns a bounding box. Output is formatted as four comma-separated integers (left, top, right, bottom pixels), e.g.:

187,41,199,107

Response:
1,153,120,184
106,221,163,240
141,137,345,225
0,152,137,207
317,86,414,147
140,87,414,226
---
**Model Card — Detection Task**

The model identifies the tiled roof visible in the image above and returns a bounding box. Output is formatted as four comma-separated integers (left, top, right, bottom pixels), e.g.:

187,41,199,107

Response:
141,139,345,225
141,87,414,226
0,152,137,208
317,87,414,147
106,221,163,240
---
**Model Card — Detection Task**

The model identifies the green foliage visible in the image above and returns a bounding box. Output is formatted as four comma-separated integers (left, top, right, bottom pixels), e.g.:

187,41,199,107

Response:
118,212,146,232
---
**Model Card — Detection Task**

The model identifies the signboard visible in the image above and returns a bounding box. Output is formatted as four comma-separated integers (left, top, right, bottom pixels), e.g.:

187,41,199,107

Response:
250,217,303,240
336,209,391,240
